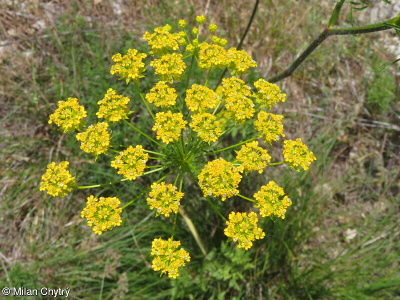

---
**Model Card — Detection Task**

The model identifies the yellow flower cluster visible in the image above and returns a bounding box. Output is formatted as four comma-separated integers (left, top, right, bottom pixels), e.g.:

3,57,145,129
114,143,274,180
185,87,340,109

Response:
190,113,223,143
81,195,122,235
145,81,177,107
150,53,186,82
224,212,265,250
110,49,147,83
96,88,132,122
76,122,111,158
146,182,184,217
198,43,228,70
151,238,190,278
254,111,285,143
235,141,271,174
254,78,286,108
221,77,255,123
143,25,185,56
283,138,317,171
152,111,187,144
226,48,257,76
111,145,149,180
198,158,242,200
254,181,292,219
185,84,220,113
39,161,76,197
48,97,87,133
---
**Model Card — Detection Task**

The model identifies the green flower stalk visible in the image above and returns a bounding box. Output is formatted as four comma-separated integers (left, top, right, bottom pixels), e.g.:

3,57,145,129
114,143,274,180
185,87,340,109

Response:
40,15,316,278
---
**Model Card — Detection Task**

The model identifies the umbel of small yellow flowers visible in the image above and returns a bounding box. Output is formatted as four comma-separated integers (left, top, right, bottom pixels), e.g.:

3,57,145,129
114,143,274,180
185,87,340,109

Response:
40,14,317,278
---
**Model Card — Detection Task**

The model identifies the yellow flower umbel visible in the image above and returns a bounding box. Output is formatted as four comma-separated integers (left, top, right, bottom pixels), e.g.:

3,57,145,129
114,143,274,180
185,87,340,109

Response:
254,111,285,143
190,113,223,143
198,158,242,200
254,181,292,219
224,212,265,250
39,161,76,197
111,145,149,180
48,97,87,133
81,195,122,235
152,111,187,144
184,84,220,113
110,49,147,83
145,81,178,108
96,88,132,122
143,24,185,56
221,77,255,123
235,141,271,174
283,138,316,171
198,43,229,70
146,182,184,217
150,53,186,82
151,238,190,278
76,122,111,158
254,79,286,108
226,47,257,76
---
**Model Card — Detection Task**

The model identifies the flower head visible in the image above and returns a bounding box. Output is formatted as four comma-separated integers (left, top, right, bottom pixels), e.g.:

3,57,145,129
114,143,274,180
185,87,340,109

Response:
150,53,186,82
198,158,242,200
151,238,190,278
190,113,223,143
185,84,220,113
254,79,286,108
81,195,122,235
145,81,177,107
226,47,257,76
147,182,184,217
143,25,185,56
221,77,255,123
178,20,187,28
76,122,111,158
224,212,265,250
208,23,218,33
235,141,271,174
96,88,132,122
254,181,291,219
48,97,87,133
111,145,149,180
39,161,76,197
110,49,147,83
195,15,206,24
254,112,285,143
283,138,316,171
198,43,228,70
152,111,187,144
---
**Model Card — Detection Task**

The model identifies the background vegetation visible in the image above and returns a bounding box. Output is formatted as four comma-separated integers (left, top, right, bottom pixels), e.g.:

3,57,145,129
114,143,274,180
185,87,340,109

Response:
1,0,399,299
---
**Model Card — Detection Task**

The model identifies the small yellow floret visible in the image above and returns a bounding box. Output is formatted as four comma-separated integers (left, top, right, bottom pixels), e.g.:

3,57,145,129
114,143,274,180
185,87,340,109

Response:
145,81,177,107
81,195,122,235
224,212,265,250
198,43,229,70
111,145,149,180
195,15,206,24
235,141,271,174
151,238,190,278
209,24,218,32
150,53,186,82
110,49,147,83
185,84,220,113
190,113,223,143
39,161,76,197
198,158,242,200
143,24,185,55
283,138,316,171
152,111,187,144
76,122,111,158
48,97,87,133
96,88,132,122
254,181,292,219
254,79,286,108
226,48,257,76
147,182,184,217
254,112,285,143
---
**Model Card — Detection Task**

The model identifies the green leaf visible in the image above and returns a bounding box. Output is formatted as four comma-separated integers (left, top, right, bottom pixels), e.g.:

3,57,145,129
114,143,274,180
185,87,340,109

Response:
379,58,400,73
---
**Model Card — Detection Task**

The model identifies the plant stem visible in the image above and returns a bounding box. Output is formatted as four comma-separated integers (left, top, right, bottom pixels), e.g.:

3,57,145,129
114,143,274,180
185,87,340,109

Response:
76,178,129,189
123,120,166,150
133,81,155,120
